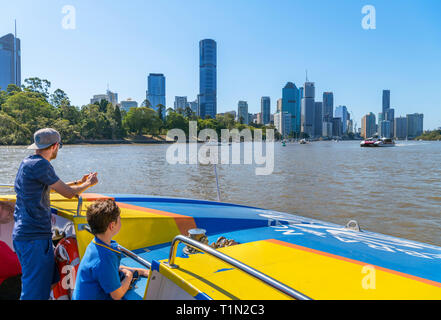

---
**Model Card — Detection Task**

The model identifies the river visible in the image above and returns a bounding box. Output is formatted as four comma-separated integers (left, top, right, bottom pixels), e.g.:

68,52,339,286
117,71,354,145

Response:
1,141,440,246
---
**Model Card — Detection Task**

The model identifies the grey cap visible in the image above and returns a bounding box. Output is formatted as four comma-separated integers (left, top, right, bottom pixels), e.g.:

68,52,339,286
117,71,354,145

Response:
28,128,61,150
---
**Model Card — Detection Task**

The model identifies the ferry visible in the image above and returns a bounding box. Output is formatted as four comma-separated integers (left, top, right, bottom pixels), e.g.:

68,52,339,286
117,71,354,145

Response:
1,191,440,300
360,137,395,147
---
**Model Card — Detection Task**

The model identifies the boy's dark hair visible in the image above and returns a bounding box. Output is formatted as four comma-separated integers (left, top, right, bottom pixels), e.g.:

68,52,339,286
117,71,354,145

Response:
86,199,120,235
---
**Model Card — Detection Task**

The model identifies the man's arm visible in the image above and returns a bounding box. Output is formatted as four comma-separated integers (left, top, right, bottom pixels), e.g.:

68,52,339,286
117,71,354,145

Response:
50,173,98,199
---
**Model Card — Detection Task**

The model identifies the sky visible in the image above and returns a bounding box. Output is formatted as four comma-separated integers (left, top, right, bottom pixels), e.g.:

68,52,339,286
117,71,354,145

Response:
1,0,441,129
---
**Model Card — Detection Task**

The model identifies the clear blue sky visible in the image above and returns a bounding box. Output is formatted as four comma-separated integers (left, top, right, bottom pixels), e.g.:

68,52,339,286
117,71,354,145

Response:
1,0,440,129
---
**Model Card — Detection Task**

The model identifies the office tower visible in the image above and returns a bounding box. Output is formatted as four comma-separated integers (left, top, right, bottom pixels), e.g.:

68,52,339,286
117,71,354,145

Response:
174,96,188,111
322,122,333,138
382,90,390,113
106,89,118,105
237,101,249,124
314,102,323,137
335,105,348,134
274,112,292,137
261,97,271,125
199,39,217,119
120,99,138,113
301,82,315,137
90,90,118,105
347,119,354,134
277,98,282,112
282,82,301,135
381,120,391,138
322,92,334,122
361,112,376,138
147,73,166,118
406,113,424,138
187,100,198,114
0,32,21,91
394,116,407,139
384,108,395,137
332,117,342,137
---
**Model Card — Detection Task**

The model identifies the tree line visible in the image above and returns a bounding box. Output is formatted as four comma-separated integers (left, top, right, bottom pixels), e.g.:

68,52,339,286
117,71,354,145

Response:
0,77,277,145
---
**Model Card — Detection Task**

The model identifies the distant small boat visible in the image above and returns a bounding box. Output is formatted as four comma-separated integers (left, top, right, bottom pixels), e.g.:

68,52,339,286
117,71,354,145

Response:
299,139,307,145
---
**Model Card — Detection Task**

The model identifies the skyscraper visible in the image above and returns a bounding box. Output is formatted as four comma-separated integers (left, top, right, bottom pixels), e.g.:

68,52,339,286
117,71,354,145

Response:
301,82,315,137
0,32,21,91
199,39,217,119
361,112,376,138
406,113,424,138
314,102,323,137
261,97,271,125
174,96,188,111
147,73,166,118
322,92,334,122
237,101,249,124
382,90,390,114
282,82,300,135
335,105,348,134
394,116,407,139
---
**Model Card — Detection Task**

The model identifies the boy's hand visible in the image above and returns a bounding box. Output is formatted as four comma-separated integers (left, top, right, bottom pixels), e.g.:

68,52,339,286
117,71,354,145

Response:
123,269,133,281
139,269,149,278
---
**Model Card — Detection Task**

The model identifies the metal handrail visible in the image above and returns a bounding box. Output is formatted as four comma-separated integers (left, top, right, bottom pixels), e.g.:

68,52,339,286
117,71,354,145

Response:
79,223,151,269
0,184,14,189
166,235,312,300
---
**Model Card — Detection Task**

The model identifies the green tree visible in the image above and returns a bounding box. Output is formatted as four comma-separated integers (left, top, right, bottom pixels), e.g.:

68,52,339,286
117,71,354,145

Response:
23,77,51,99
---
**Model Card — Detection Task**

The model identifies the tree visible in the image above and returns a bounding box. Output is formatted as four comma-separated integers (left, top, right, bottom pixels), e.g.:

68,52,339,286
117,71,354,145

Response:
23,77,51,99
50,89,71,108
123,107,162,135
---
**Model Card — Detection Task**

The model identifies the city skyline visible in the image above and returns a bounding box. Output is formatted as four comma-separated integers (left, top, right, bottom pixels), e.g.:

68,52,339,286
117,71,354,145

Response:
1,1,440,129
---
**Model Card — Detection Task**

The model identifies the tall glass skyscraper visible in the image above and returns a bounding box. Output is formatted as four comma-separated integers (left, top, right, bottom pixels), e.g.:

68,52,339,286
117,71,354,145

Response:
199,39,217,119
282,82,300,135
261,97,271,125
147,73,166,118
301,82,315,137
382,90,390,113
0,33,21,91
335,105,348,133
322,92,334,122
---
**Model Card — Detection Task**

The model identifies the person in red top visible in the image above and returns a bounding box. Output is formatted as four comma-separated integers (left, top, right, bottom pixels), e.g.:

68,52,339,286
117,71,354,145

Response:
0,201,22,300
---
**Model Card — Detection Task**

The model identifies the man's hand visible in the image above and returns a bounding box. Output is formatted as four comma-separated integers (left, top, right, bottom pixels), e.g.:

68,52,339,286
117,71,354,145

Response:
85,172,98,187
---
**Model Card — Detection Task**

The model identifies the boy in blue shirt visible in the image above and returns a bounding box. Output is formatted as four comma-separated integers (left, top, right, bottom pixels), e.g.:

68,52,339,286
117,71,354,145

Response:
72,199,149,300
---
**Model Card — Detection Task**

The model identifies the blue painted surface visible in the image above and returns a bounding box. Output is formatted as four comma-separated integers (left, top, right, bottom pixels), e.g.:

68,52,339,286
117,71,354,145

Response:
111,194,441,298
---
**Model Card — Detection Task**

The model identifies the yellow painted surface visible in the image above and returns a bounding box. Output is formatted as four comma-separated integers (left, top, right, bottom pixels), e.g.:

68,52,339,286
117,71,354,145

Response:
158,240,441,300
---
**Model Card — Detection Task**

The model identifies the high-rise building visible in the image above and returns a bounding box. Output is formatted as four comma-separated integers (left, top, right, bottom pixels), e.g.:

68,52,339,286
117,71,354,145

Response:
0,33,21,91
301,82,315,137
382,90,390,114
120,99,138,113
361,112,376,138
274,112,292,137
394,116,407,139
381,120,392,138
335,105,348,134
322,92,334,122
282,82,301,135
277,98,282,113
237,101,249,124
261,97,271,125
199,39,217,119
187,100,198,114
174,96,188,111
314,102,323,137
332,117,342,137
90,90,118,105
322,122,333,138
147,73,166,118
406,113,424,138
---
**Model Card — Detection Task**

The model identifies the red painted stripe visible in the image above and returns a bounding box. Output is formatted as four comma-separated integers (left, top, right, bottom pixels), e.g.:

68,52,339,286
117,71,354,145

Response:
265,239,441,288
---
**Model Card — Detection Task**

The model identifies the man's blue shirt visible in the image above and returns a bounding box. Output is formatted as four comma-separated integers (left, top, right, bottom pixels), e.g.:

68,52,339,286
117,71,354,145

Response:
13,154,60,241
72,237,122,300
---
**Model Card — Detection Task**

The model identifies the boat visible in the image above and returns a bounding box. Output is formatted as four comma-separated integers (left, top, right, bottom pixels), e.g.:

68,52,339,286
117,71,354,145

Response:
360,137,395,147
299,139,307,145
1,192,440,300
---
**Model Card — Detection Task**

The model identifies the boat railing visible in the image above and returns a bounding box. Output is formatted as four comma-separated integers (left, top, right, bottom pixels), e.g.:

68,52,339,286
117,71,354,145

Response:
166,235,312,300
79,223,151,269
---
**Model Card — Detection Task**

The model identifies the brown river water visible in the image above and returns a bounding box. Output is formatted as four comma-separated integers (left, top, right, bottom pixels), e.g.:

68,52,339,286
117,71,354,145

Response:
1,141,440,246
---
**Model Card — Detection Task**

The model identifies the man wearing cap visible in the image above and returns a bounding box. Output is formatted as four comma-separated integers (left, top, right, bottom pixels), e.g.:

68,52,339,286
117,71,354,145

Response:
12,128,98,300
